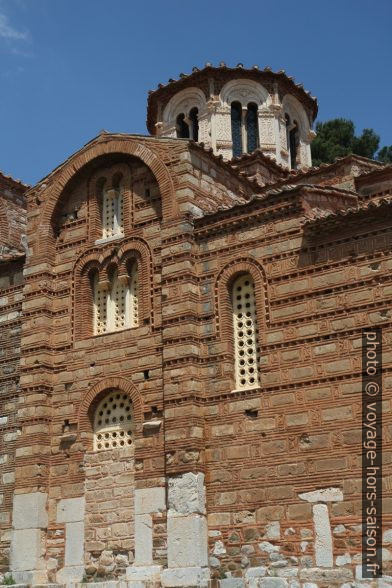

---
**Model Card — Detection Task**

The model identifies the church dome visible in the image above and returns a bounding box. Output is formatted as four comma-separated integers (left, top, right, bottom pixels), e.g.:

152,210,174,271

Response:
147,63,318,170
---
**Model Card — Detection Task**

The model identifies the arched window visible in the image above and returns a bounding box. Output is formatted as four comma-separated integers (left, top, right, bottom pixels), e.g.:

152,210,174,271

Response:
93,390,134,451
231,101,243,157
246,103,259,152
92,262,138,335
232,274,259,390
285,114,299,170
189,107,199,141
102,184,124,239
176,113,189,138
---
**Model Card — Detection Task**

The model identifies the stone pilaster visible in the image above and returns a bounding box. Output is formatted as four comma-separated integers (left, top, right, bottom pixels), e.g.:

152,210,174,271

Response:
10,492,48,584
162,472,209,587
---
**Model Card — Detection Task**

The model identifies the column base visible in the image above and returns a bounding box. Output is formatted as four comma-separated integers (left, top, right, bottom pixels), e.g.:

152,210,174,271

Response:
161,566,210,587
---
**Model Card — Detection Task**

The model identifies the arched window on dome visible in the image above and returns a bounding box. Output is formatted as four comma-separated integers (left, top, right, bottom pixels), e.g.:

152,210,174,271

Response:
285,114,299,170
176,113,190,139
92,261,138,335
231,101,243,157
232,273,260,390
93,390,134,451
102,175,124,239
246,103,259,153
189,107,199,141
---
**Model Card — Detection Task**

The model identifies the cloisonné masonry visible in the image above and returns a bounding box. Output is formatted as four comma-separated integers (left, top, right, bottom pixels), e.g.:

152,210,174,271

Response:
0,64,391,588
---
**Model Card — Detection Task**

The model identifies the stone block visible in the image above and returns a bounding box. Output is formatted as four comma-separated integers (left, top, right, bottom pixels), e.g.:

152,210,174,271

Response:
256,505,285,522
299,567,353,582
134,486,166,516
299,487,343,503
219,579,244,587
312,503,333,567
10,528,44,571
168,472,206,515
245,566,267,578
263,522,281,540
83,583,126,588
11,571,47,585
56,565,84,584
258,579,288,587
56,497,85,523
134,514,153,565
126,565,162,582
161,566,210,587
64,521,84,566
167,514,208,567
12,493,48,530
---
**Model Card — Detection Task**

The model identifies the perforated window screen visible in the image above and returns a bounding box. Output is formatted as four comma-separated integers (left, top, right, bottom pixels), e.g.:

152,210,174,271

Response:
130,264,139,327
93,390,133,451
93,263,138,334
232,274,260,389
94,277,108,335
112,276,127,331
102,188,124,239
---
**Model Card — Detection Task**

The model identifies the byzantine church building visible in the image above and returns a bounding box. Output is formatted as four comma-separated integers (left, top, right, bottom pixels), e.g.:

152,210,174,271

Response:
0,63,391,587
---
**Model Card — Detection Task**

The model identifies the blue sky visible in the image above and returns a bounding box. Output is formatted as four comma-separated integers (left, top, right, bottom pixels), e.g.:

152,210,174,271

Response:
0,0,391,186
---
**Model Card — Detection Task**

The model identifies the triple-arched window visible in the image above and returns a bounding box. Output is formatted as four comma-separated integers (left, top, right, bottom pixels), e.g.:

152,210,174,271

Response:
92,262,138,335
232,273,260,389
231,102,259,157
176,107,199,141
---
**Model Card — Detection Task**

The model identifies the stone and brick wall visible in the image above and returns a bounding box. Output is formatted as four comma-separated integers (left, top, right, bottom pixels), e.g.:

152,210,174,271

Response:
2,133,392,587
0,171,26,573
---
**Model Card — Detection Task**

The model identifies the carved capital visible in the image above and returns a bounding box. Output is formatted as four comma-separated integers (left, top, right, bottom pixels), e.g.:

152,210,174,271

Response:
269,103,283,116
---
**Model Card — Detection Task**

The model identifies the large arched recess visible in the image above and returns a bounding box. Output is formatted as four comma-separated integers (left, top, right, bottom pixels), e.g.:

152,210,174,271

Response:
35,136,177,259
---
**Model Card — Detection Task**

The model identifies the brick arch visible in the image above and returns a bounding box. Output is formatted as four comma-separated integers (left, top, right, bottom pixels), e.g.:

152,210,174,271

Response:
36,137,177,257
78,376,143,440
215,257,270,343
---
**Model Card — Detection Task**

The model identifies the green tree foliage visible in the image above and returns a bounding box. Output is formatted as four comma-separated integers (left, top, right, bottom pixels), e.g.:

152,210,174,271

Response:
311,118,380,166
377,145,392,163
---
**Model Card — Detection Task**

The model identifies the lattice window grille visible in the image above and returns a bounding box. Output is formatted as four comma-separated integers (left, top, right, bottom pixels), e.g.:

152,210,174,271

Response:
93,391,133,451
94,276,108,335
130,264,139,327
102,188,124,239
232,274,260,390
111,275,128,331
